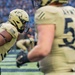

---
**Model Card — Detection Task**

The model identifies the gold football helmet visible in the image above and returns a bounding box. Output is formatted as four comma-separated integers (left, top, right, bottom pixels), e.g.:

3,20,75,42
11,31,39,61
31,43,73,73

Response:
33,0,68,7
8,9,29,33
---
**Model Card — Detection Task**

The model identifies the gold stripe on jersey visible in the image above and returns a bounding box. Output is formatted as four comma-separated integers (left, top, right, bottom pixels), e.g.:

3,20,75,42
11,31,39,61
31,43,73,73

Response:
38,12,45,19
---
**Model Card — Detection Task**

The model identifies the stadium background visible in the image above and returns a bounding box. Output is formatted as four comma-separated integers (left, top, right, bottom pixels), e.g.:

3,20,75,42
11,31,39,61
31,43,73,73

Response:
0,0,75,75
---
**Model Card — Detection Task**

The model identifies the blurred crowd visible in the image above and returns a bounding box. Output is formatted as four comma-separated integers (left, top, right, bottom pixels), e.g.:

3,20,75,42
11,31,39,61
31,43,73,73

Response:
0,0,75,27
0,0,35,27
68,0,75,7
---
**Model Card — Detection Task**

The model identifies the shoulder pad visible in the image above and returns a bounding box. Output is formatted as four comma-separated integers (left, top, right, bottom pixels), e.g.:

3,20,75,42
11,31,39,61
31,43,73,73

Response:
1,23,18,38
35,6,57,25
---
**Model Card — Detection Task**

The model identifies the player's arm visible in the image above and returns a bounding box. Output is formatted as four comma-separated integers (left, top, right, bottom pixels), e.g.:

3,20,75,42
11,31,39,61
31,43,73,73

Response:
0,30,12,46
28,24,55,61
16,24,55,67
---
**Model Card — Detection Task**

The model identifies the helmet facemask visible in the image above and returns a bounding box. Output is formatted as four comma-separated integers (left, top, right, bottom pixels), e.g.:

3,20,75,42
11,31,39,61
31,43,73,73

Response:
15,17,28,33
14,20,28,33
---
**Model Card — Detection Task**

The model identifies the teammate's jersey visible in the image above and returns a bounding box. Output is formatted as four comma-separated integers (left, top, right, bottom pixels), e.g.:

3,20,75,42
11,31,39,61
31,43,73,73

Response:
0,22,18,61
35,6,75,73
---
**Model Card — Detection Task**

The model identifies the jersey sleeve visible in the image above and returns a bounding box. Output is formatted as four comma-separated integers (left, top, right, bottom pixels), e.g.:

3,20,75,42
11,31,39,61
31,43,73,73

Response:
1,23,18,38
35,6,57,25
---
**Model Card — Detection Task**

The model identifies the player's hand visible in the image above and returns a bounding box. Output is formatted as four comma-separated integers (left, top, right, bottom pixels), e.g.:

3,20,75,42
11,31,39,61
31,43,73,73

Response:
16,38,34,51
16,51,27,68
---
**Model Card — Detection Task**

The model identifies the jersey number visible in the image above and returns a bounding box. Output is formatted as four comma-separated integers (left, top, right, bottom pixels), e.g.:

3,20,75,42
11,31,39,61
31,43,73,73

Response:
59,18,75,49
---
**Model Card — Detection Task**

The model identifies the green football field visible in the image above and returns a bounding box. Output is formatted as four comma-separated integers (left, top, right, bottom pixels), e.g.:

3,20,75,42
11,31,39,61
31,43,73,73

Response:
0,49,44,75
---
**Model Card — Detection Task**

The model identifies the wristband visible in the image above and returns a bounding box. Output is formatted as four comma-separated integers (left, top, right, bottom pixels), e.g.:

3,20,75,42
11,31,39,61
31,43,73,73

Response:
22,53,30,63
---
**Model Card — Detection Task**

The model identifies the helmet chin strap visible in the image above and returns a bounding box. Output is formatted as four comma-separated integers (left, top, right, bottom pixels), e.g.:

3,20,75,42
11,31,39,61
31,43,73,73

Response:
17,29,24,33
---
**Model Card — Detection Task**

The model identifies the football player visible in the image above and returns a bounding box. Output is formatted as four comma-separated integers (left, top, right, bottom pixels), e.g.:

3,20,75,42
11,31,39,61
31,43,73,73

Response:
16,37,34,52
16,0,75,75
0,9,29,61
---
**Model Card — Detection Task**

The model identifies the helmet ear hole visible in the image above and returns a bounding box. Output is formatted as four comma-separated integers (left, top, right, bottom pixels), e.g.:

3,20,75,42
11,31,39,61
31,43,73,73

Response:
16,21,20,24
